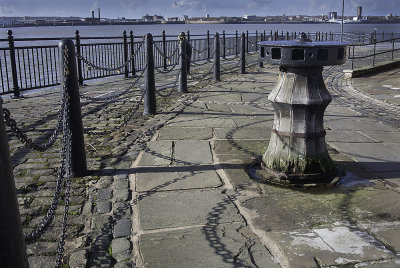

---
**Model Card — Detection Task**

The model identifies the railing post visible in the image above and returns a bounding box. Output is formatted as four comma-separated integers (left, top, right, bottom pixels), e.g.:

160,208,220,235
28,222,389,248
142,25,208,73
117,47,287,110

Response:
162,30,167,70
240,32,246,74
130,30,136,77
270,30,273,41
259,34,264,68
351,45,355,70
213,32,220,82
143,33,156,115
294,31,297,40
391,32,394,61
59,39,87,177
264,30,266,41
207,30,210,60
222,30,226,59
75,30,84,86
0,97,29,268
178,32,187,93
123,31,129,78
7,30,20,98
235,30,238,56
246,30,249,53
187,30,190,42
255,30,258,51
286,31,289,40
372,41,377,67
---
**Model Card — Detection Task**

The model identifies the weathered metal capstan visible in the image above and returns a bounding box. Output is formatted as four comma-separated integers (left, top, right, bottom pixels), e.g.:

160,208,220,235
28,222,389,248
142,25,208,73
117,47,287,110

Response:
259,33,348,184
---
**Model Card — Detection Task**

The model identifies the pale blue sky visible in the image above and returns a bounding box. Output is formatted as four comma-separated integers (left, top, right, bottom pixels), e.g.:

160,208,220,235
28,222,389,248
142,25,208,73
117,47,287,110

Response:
0,0,398,18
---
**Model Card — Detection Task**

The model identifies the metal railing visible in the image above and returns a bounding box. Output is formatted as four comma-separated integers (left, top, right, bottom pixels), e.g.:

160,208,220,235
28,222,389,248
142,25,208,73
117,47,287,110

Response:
348,36,400,70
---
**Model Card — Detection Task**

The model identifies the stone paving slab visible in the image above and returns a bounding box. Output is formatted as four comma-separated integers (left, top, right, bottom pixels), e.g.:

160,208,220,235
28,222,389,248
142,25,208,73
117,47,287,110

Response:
157,127,213,140
138,141,173,166
135,167,222,192
359,130,400,143
139,223,280,268
165,116,237,128
359,222,400,254
138,190,243,230
174,140,213,165
213,140,269,156
325,118,398,132
326,130,377,143
214,127,270,140
268,226,393,268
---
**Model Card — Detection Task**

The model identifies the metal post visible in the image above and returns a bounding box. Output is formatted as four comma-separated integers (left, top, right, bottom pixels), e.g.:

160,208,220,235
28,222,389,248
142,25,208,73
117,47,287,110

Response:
213,33,220,81
256,30,258,51
7,30,20,98
270,30,273,41
240,32,246,74
0,98,29,268
351,45,355,70
123,31,129,78
246,30,249,53
382,32,385,42
341,0,344,42
294,32,297,40
235,30,239,56
259,34,264,68
391,32,394,61
162,30,167,70
143,33,156,115
178,32,187,93
372,41,377,66
187,30,190,42
222,30,226,59
264,30,266,41
130,30,136,76
59,39,87,177
286,31,289,40
75,30,84,86
207,30,210,60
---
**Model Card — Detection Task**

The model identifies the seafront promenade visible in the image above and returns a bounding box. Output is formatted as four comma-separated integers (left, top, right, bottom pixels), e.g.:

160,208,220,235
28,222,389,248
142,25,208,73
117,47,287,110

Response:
2,52,400,267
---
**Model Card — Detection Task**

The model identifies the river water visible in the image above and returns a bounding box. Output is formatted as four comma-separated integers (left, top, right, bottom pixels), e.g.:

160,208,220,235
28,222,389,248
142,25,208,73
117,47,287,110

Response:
2,23,400,44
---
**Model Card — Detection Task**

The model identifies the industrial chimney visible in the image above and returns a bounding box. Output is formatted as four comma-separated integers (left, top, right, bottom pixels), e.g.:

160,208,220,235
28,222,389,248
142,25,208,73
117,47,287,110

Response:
92,10,95,19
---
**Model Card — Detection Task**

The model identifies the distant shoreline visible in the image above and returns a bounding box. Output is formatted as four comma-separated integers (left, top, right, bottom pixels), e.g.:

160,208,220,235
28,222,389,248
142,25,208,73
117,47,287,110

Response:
2,20,400,28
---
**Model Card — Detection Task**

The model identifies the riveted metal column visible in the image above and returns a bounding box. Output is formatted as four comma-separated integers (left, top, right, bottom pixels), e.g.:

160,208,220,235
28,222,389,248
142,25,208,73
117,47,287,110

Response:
130,30,136,76
178,32,187,93
162,30,167,70
59,39,87,177
240,33,246,74
207,30,210,60
123,31,129,78
213,32,220,81
143,33,156,115
222,30,226,59
0,98,29,268
7,30,20,98
75,30,84,86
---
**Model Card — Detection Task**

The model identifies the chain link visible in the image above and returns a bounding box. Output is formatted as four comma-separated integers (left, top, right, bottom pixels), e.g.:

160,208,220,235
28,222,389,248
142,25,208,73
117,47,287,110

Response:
80,68,145,102
78,39,145,72
155,73,180,97
155,60,179,74
3,105,63,152
83,93,144,136
154,42,180,60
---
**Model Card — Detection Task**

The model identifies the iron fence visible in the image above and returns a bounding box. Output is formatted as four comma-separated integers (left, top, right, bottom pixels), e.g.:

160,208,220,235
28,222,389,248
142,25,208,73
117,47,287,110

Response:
2,29,400,96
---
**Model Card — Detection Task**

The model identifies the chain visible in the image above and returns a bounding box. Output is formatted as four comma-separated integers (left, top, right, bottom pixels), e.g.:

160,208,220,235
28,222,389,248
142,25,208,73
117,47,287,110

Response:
80,69,145,102
188,64,214,81
155,60,179,74
155,73,180,97
78,39,145,72
3,105,63,152
154,42,180,60
83,93,144,136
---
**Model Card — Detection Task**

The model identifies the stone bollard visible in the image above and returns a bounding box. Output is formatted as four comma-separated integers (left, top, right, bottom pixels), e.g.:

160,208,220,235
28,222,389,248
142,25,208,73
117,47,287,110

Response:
240,32,246,74
0,97,29,267
178,32,188,93
259,33,348,185
143,33,156,115
213,32,220,81
59,39,87,177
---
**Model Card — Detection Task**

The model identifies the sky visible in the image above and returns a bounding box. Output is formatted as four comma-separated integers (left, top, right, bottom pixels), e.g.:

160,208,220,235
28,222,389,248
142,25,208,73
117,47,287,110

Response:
0,0,398,18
